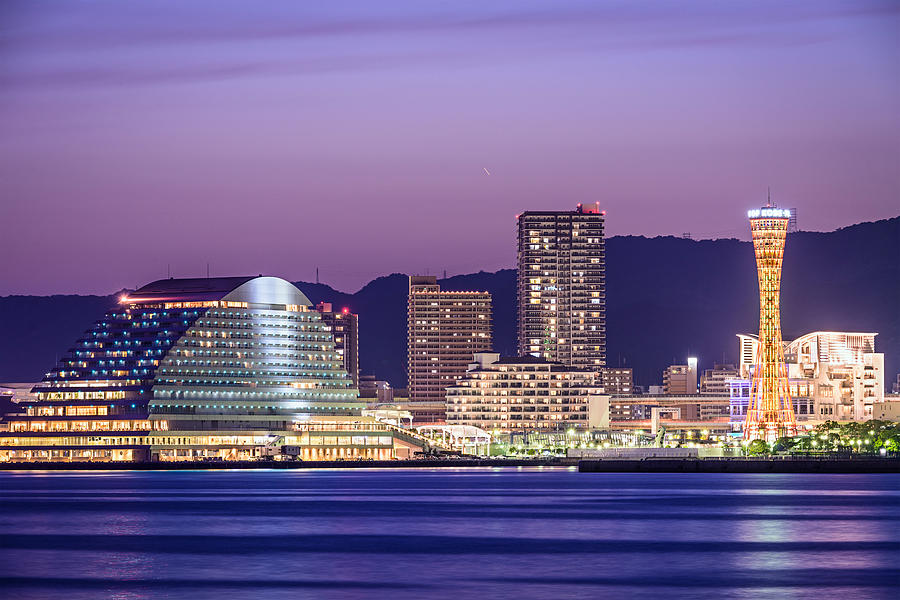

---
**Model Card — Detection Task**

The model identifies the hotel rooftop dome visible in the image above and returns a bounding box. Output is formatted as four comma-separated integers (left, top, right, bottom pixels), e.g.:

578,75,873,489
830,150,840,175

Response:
0,276,394,462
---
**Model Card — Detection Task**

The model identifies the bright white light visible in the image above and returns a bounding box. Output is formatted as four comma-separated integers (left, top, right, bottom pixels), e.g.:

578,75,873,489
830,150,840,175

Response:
748,208,790,219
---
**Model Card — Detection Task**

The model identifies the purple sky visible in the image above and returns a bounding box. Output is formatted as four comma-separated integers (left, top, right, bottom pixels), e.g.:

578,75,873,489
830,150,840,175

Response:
1,1,898,295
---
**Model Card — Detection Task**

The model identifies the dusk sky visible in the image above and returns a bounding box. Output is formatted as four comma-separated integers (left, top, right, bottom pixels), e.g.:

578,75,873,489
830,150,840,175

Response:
1,1,898,296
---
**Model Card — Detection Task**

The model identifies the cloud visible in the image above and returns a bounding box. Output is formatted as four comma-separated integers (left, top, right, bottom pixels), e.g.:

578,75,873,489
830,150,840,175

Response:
2,1,896,53
0,1,895,91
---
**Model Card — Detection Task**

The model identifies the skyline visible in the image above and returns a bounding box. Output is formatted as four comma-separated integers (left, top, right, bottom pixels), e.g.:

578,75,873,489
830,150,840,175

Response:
2,1,899,296
0,2,897,596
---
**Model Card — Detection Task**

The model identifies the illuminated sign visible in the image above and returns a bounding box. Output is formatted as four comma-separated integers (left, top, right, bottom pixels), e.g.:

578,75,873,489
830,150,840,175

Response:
747,208,790,219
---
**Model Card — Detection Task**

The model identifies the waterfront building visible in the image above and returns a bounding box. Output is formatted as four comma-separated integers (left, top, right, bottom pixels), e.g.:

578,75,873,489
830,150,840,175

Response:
390,399,448,425
789,332,884,421
729,379,814,426
611,393,732,423
699,364,740,395
445,353,608,431
517,203,606,369
728,379,751,426
744,206,797,441
663,359,697,395
315,302,359,387
873,399,900,422
608,416,733,443
0,276,424,462
600,367,633,395
607,392,736,445
737,331,885,422
407,276,492,408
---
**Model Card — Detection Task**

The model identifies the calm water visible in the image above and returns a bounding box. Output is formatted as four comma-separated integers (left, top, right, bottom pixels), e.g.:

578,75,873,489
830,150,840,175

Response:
0,467,898,600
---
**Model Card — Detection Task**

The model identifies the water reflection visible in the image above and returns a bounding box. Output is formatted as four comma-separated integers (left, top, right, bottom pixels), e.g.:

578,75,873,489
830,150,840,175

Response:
0,468,897,600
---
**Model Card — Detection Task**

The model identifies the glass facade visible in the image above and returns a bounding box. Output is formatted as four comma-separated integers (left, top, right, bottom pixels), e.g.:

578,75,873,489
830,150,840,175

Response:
0,276,417,462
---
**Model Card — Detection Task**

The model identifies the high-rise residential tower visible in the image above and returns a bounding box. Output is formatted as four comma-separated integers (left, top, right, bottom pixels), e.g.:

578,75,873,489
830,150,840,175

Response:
517,203,606,370
407,276,492,408
744,206,798,442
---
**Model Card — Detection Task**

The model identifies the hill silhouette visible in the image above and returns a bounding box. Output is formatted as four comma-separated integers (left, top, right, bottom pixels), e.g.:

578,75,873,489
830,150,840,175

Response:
1,217,897,388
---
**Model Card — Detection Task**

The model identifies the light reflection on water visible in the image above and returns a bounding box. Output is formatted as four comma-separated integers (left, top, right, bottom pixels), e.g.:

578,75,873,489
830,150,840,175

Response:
0,468,898,600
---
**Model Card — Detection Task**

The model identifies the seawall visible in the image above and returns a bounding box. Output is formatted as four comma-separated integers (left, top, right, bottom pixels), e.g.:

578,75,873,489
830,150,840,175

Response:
578,457,900,473
0,458,578,471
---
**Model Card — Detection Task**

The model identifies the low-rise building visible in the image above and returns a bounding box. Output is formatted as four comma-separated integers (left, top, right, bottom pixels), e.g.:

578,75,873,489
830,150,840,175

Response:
358,375,394,404
699,364,739,395
728,379,815,425
872,398,900,422
446,353,608,431
611,394,732,423
663,359,697,395
600,367,633,395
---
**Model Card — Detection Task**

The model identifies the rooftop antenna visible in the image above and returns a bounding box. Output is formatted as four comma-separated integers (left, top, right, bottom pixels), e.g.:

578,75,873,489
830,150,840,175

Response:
206,263,210,279
767,186,774,207
316,267,319,285
443,269,447,279
167,264,171,279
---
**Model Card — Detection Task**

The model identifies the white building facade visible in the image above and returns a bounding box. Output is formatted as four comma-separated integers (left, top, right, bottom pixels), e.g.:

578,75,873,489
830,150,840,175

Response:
736,331,885,422
446,353,608,431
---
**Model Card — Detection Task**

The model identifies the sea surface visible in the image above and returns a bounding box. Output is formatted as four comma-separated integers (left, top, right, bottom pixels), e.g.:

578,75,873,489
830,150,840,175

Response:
0,467,898,600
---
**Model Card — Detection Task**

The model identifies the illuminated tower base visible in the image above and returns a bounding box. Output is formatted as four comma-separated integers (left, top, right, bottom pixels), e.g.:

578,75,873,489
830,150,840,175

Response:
744,206,797,443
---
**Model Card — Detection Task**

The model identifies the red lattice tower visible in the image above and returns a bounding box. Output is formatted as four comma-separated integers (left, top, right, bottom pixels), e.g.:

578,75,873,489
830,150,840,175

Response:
744,207,797,442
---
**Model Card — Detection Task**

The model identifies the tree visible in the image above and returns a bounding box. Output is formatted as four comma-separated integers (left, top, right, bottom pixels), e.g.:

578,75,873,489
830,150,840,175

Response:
772,437,796,453
746,439,770,456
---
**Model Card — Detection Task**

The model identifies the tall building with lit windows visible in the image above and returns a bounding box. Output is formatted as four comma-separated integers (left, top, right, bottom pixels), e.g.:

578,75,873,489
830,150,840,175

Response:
744,206,797,442
316,302,359,388
517,203,606,370
0,276,424,462
407,276,492,409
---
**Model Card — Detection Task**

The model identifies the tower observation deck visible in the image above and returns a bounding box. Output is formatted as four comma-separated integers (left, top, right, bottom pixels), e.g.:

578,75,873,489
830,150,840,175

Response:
744,207,797,442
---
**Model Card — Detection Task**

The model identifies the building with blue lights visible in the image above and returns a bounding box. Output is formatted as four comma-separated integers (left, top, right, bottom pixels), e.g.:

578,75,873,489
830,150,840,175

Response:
0,276,423,462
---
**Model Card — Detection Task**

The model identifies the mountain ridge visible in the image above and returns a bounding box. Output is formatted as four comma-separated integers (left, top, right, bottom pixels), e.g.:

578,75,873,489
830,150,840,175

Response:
1,217,897,388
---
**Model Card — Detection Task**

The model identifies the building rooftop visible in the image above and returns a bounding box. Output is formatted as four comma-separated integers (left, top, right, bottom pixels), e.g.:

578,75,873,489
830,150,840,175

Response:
518,203,605,217
128,276,258,303
469,355,597,373
493,355,564,365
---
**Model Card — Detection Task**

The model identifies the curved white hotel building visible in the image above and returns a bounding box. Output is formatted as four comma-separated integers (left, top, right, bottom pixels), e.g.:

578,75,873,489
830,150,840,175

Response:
0,276,422,462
